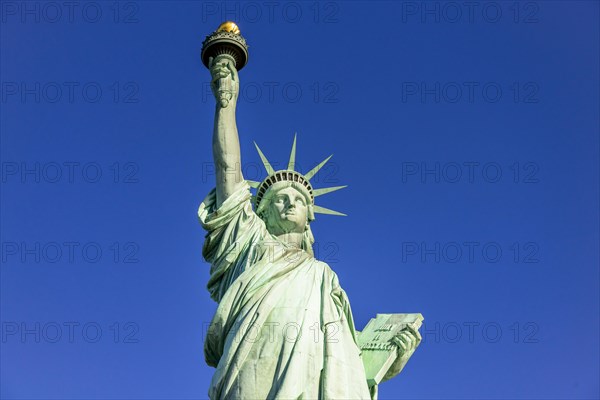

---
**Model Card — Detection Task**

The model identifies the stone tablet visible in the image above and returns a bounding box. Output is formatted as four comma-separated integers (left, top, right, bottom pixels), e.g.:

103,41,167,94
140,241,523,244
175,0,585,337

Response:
359,313,424,387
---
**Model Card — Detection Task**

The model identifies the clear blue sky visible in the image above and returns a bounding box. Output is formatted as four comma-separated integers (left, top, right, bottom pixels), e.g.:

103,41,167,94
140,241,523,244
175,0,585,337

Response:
1,1,598,399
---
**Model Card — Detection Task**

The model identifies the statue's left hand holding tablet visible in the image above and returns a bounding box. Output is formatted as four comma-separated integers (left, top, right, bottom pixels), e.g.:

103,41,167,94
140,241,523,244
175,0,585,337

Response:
392,324,422,357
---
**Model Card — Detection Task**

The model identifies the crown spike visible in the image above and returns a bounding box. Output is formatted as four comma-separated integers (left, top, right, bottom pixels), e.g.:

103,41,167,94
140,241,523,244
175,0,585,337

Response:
246,180,261,188
313,185,347,197
287,133,297,171
305,155,333,180
313,205,347,216
254,142,275,175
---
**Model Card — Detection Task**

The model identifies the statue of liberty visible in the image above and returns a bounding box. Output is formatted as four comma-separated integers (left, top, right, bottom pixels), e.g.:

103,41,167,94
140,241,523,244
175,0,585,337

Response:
198,22,423,400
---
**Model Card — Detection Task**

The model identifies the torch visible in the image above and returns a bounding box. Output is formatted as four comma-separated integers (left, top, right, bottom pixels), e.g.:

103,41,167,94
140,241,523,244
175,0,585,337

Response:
201,21,249,108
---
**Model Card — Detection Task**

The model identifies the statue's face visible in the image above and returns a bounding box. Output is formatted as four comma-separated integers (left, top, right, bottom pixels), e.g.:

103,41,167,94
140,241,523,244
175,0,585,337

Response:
264,186,308,235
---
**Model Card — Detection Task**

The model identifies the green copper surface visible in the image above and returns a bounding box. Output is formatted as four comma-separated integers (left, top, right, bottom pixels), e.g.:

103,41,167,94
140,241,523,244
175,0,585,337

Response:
199,31,423,399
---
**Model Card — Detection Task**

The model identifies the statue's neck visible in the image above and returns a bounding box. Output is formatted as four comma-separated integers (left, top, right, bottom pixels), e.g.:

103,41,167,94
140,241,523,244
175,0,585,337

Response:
275,232,303,249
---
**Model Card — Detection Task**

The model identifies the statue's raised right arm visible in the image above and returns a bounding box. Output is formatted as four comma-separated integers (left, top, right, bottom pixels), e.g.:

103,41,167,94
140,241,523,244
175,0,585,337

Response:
209,55,243,208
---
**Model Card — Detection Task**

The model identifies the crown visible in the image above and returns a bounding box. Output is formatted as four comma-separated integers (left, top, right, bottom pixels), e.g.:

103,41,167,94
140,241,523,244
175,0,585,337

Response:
249,134,347,216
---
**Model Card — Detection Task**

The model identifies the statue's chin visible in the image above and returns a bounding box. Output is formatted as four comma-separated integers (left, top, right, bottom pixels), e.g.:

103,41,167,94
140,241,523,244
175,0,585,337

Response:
266,215,304,234
267,222,304,236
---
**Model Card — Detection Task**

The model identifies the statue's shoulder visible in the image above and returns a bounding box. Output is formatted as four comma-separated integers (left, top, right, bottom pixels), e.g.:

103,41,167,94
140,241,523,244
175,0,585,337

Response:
311,257,338,278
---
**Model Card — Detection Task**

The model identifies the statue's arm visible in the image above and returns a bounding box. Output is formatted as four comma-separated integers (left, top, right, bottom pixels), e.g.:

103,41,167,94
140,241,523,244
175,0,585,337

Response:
209,55,243,208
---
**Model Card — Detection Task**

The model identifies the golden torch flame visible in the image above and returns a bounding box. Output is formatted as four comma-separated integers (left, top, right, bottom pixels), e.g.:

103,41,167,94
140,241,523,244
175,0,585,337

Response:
216,21,240,35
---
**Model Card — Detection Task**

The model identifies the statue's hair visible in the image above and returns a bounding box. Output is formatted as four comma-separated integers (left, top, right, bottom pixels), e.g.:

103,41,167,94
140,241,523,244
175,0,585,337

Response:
302,225,315,257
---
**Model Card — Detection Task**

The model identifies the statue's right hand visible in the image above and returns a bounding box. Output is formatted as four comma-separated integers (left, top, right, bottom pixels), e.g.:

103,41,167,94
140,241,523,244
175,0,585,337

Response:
208,55,239,108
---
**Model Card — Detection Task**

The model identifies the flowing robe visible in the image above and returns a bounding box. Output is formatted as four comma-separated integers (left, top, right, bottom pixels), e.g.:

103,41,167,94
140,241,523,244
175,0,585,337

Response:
199,183,371,399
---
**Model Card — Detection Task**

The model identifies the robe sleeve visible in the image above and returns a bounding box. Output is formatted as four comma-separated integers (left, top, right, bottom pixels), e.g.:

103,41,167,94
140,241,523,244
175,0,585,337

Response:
198,182,268,302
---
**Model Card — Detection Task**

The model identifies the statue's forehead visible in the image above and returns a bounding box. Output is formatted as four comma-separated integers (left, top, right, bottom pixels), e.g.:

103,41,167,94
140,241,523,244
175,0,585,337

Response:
268,183,312,203
261,181,313,210
271,185,303,196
